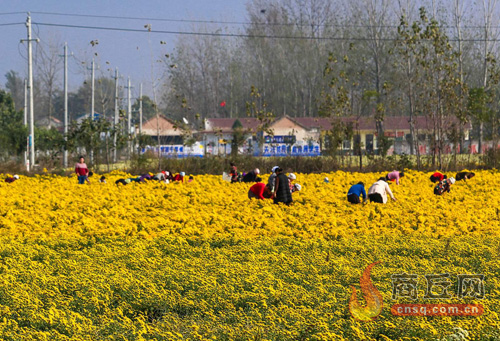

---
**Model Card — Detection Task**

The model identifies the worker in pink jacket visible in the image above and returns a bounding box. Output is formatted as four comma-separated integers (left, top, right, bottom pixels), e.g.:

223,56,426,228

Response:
385,170,404,185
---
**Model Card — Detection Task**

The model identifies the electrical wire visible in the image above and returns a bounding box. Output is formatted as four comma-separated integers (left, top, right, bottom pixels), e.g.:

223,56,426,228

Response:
0,22,24,26
17,42,28,62
31,21,500,42
31,10,389,28
0,12,26,16
29,10,500,30
65,46,90,77
32,10,257,26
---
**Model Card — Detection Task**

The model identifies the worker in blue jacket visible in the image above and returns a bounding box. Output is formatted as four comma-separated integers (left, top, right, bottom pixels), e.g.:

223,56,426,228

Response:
347,182,367,204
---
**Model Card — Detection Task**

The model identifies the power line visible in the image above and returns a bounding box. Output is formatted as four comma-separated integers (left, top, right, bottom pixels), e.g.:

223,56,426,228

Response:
32,21,500,42
32,10,378,28
17,42,28,62
31,10,260,27
28,10,500,30
0,12,26,16
32,21,401,40
0,22,24,26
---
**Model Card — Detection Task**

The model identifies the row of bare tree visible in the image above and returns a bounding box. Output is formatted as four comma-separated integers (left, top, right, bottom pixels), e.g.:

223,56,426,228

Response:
3,0,500,167
164,0,500,162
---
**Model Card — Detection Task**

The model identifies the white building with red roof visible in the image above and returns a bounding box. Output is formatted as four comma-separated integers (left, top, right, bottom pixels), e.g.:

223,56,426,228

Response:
201,115,472,156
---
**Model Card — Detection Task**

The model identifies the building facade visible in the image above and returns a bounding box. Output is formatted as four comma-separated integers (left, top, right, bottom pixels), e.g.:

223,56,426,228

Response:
141,115,474,157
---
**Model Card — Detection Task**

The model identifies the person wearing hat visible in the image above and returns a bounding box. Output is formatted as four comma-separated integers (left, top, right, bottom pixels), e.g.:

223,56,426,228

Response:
368,177,396,204
173,172,186,182
434,177,456,195
153,171,166,181
291,183,302,193
153,170,172,182
347,182,367,204
385,170,405,185
75,156,89,185
287,173,297,192
272,167,293,205
267,166,279,191
430,171,447,183
5,174,20,183
242,168,261,183
165,170,174,183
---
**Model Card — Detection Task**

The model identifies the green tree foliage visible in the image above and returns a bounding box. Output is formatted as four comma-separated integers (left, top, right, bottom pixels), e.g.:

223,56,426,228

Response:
322,120,353,158
35,127,65,158
245,86,275,156
468,56,500,151
363,91,392,157
0,90,27,159
468,88,491,129
4,71,24,112
66,117,122,168
134,133,154,150
394,7,466,168
53,77,116,123
230,119,247,156
132,95,157,123
319,50,359,159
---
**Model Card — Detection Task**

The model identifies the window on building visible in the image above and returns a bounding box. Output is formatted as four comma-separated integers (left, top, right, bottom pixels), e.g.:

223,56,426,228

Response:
353,135,361,155
366,134,374,151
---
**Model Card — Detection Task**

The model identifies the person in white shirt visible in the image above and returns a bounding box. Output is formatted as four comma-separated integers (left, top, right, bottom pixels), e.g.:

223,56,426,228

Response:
368,177,397,204
153,171,169,181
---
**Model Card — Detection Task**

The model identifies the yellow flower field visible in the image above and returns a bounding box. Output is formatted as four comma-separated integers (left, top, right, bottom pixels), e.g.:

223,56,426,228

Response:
0,170,497,340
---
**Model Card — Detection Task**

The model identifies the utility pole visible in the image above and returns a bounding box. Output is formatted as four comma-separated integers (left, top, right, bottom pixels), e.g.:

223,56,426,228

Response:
88,58,95,164
126,77,133,157
113,67,119,163
63,42,69,168
139,83,143,135
90,59,95,121
24,79,28,171
21,13,39,171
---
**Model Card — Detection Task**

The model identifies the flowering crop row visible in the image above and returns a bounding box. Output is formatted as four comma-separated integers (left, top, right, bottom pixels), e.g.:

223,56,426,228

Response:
0,236,496,340
0,170,498,240
0,170,497,339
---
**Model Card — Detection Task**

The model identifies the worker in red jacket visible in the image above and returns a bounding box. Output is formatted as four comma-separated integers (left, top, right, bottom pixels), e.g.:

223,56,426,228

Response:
5,175,19,183
248,182,272,200
75,156,89,184
430,171,447,183
173,172,185,182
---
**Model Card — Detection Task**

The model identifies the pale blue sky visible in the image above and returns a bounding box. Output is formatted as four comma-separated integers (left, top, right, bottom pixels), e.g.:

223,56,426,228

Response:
0,1,248,97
